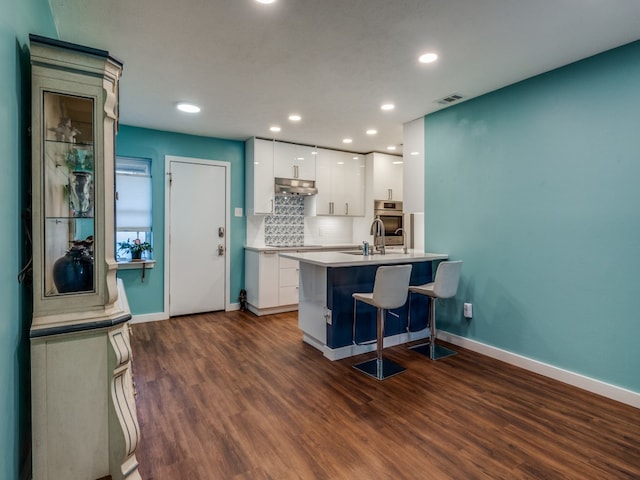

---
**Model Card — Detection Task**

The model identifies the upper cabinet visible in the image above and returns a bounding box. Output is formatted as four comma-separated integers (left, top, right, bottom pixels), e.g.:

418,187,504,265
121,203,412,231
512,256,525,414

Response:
273,141,316,180
30,34,124,328
246,137,275,215
315,148,365,216
372,152,403,201
402,118,425,213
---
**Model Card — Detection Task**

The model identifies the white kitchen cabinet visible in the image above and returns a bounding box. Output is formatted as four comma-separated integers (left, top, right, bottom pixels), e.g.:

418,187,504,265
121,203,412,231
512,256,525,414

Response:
274,140,316,180
245,249,279,310
246,137,275,215
402,118,425,213
245,250,299,315
315,148,365,216
372,152,403,201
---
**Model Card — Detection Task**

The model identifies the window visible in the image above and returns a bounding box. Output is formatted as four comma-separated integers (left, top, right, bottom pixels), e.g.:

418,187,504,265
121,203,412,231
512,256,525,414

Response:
115,157,152,261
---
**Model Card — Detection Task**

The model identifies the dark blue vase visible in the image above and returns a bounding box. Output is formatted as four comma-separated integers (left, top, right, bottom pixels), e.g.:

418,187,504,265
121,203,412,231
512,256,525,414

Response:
52,245,94,293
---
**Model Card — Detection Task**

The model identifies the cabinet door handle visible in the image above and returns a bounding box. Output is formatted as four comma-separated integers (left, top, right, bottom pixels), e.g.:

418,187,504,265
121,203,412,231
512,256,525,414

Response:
270,199,274,213
388,188,392,200
345,203,349,215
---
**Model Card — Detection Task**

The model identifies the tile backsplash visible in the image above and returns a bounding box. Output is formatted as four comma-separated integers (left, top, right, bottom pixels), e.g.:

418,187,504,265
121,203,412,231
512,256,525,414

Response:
264,195,305,246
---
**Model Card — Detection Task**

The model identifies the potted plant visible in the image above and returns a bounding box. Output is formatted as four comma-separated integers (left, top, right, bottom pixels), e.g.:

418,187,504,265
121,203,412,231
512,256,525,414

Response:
117,238,153,261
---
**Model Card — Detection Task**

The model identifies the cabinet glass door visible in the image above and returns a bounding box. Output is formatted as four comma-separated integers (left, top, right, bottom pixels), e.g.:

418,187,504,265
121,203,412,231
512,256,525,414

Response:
42,92,95,296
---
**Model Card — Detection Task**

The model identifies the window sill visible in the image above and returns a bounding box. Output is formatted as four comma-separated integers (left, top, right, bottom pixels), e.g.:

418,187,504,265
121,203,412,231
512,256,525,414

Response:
117,260,156,270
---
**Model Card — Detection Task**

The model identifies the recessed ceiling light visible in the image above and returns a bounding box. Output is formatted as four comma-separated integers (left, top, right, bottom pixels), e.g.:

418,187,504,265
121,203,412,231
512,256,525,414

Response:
311,150,318,155
381,103,395,111
418,52,438,64
176,102,200,113
270,125,281,132
392,160,404,164
337,161,345,165
255,0,276,4
387,145,397,151
343,138,353,144
410,151,420,156
288,114,301,121
352,156,360,160
366,129,378,135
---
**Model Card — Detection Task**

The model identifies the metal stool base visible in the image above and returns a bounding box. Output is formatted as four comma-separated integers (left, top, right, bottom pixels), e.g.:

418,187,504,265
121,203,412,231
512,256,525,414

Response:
410,342,457,360
353,358,406,380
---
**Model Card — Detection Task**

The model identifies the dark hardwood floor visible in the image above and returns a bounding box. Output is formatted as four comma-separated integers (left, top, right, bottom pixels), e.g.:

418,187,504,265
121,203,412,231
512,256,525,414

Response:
130,310,640,479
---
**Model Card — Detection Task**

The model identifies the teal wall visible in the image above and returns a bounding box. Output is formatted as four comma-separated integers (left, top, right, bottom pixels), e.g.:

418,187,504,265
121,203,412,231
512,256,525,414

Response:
115,125,246,314
424,40,640,393
0,0,57,478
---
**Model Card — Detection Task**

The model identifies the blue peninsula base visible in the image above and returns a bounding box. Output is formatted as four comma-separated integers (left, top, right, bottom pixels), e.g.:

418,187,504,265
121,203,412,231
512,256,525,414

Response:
289,253,446,361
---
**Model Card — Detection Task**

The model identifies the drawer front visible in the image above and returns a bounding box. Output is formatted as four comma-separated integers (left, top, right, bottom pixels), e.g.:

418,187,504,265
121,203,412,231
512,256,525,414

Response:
279,285,299,306
279,267,299,287
279,256,299,269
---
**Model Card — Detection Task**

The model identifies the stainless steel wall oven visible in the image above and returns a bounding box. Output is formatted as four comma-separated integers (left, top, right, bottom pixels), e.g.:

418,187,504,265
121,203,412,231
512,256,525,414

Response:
373,200,404,246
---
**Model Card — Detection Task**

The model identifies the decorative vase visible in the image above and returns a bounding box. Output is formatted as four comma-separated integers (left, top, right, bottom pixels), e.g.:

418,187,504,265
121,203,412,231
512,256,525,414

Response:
52,244,94,293
69,171,93,217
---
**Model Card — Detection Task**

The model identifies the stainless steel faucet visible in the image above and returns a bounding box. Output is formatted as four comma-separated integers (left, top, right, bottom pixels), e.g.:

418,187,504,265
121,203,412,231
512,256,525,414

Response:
395,227,407,254
370,216,385,254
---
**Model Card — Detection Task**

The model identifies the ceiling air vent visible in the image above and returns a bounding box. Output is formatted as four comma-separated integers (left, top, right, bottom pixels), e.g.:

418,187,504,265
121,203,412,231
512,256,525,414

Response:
436,93,464,105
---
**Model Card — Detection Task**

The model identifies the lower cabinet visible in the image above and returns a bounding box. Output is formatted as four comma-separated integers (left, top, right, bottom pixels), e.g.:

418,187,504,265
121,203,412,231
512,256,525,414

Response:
245,250,300,315
279,256,301,305
31,283,140,480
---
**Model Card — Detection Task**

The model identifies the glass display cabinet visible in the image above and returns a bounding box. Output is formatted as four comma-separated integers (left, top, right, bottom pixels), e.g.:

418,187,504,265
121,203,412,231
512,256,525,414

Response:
42,92,96,297
30,34,122,324
29,35,140,480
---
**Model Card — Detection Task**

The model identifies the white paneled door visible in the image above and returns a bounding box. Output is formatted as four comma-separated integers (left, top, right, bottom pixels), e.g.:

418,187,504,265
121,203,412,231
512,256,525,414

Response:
167,157,228,316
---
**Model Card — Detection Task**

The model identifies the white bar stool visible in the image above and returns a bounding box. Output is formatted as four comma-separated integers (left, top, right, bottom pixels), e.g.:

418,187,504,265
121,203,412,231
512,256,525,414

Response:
408,260,462,360
352,264,413,380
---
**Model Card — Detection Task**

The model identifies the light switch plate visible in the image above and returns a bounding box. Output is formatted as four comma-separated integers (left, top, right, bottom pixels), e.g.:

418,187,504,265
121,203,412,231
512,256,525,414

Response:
234,207,243,217
463,303,473,318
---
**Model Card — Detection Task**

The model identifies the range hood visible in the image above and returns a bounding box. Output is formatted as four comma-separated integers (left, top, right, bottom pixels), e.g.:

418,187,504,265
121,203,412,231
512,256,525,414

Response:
274,177,318,195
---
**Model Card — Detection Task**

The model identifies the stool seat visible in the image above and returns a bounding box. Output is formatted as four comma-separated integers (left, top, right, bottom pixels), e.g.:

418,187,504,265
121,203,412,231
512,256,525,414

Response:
352,264,412,380
408,260,462,360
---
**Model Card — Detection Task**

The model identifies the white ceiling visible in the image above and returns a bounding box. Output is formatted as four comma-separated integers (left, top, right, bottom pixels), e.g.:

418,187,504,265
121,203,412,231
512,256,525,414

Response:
48,0,640,154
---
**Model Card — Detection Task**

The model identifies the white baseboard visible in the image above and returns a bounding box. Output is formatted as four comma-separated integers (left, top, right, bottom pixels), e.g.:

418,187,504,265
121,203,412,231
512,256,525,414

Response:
129,312,169,324
130,303,240,324
439,331,640,409
247,303,298,316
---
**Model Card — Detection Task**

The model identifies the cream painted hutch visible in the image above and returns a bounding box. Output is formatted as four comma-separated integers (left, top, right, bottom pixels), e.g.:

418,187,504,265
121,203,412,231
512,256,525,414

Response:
29,35,140,480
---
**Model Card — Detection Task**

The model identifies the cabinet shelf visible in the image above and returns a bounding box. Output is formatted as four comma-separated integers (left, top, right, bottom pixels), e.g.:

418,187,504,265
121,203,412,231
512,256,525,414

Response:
45,139,94,146
45,216,95,221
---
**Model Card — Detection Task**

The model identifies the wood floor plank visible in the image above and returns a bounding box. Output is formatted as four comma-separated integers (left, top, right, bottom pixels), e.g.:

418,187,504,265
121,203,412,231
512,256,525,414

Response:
130,311,640,479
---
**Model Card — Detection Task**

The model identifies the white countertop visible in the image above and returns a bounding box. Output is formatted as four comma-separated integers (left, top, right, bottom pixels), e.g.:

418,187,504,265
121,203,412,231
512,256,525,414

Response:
279,250,448,267
244,244,360,252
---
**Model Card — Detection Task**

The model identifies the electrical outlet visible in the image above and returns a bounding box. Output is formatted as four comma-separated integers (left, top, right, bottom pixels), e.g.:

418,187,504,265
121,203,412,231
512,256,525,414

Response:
463,303,473,319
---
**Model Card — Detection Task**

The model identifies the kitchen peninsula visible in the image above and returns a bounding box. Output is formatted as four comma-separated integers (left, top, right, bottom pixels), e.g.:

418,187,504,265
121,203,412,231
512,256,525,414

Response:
279,250,448,360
